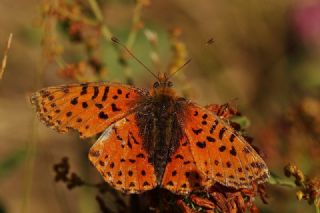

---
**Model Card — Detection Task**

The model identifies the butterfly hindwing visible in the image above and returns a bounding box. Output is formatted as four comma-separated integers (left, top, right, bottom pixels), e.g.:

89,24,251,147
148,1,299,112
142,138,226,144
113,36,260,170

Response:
181,103,269,189
30,82,149,138
161,135,210,195
88,113,157,193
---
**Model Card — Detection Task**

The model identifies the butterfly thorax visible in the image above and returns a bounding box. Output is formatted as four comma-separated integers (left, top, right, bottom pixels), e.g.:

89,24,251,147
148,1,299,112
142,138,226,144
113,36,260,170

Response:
135,90,185,184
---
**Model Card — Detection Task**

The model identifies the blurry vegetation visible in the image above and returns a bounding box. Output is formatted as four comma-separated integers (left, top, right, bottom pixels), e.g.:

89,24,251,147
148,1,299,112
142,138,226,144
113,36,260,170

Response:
0,0,319,212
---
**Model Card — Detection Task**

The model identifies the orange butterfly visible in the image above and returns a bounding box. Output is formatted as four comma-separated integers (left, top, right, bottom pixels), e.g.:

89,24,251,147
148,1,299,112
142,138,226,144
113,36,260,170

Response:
30,72,269,194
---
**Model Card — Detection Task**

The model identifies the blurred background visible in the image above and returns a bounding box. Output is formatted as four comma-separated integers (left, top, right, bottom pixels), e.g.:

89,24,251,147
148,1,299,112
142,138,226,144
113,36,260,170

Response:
0,0,319,212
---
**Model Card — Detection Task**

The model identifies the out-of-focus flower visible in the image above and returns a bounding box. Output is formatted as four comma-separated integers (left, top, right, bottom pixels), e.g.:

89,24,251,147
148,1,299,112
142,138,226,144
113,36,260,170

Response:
284,163,305,186
284,163,320,208
58,62,86,80
167,27,188,76
144,29,158,48
292,1,320,49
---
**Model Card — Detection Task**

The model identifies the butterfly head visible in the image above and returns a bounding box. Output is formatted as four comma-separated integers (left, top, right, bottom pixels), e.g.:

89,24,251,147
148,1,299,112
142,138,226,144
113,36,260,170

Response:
151,73,175,96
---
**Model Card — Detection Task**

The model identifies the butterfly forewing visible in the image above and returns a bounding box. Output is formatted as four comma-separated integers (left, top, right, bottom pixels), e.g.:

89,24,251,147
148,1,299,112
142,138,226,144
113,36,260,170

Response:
181,103,269,189
30,82,149,138
89,113,157,193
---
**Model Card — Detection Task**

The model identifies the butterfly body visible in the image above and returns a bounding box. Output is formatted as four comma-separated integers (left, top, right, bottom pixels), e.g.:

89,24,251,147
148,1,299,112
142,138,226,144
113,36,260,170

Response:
136,93,185,184
30,77,269,194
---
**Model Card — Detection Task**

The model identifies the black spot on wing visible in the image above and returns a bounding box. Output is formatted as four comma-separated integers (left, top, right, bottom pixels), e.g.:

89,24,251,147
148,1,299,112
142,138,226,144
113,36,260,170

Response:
210,120,218,134
129,132,139,144
175,154,184,159
109,162,115,168
166,181,174,186
143,181,150,186
102,86,109,101
230,146,237,156
229,134,236,142
219,127,227,139
80,84,88,95
82,102,88,109
202,114,208,119
129,159,136,163
127,137,132,149
219,145,226,152
226,161,232,168
111,103,121,112
70,97,78,105
136,153,145,158
95,103,103,109
192,128,203,135
196,141,206,148
172,170,177,176
92,86,99,99
206,136,216,142
98,111,108,119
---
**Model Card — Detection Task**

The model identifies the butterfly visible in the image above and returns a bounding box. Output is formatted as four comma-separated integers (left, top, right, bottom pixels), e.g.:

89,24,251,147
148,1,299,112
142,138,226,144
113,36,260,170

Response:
30,70,269,195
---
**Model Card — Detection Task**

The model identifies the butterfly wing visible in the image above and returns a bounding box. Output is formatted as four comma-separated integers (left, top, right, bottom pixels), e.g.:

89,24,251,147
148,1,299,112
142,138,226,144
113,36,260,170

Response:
88,113,157,193
161,134,210,194
161,103,269,194
182,103,269,189
30,82,149,138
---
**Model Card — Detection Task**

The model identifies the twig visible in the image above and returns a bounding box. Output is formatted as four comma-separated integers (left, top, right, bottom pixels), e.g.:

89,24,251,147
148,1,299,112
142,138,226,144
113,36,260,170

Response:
87,0,113,40
0,33,13,80
315,200,320,213
126,2,143,48
21,13,50,212
122,1,145,84
268,173,297,188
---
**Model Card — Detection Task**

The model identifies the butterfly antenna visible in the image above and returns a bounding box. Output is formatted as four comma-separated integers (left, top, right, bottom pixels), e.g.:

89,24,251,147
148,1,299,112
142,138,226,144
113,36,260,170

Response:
111,37,158,79
167,58,192,79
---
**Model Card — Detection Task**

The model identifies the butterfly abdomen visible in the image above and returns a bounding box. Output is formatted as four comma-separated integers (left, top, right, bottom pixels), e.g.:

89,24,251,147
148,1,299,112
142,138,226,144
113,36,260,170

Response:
135,94,184,184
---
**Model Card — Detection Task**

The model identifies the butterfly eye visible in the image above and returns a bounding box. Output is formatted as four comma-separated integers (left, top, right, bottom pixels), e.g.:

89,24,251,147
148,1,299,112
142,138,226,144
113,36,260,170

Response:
167,81,173,87
153,82,160,88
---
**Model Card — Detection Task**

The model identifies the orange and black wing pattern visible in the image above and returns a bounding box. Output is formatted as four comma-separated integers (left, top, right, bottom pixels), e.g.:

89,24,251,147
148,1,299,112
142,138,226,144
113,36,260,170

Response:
161,134,210,194
88,113,157,193
181,103,269,189
30,82,148,138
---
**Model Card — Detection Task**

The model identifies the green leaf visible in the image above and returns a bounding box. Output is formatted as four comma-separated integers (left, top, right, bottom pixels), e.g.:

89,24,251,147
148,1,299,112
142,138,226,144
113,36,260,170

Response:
231,116,251,129
0,149,27,179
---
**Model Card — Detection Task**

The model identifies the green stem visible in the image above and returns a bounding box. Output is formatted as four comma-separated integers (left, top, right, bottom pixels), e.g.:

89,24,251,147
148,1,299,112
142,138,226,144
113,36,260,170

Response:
315,199,320,213
122,2,144,83
55,56,66,69
21,118,39,213
126,3,143,48
268,173,297,188
21,49,45,213
87,0,113,40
